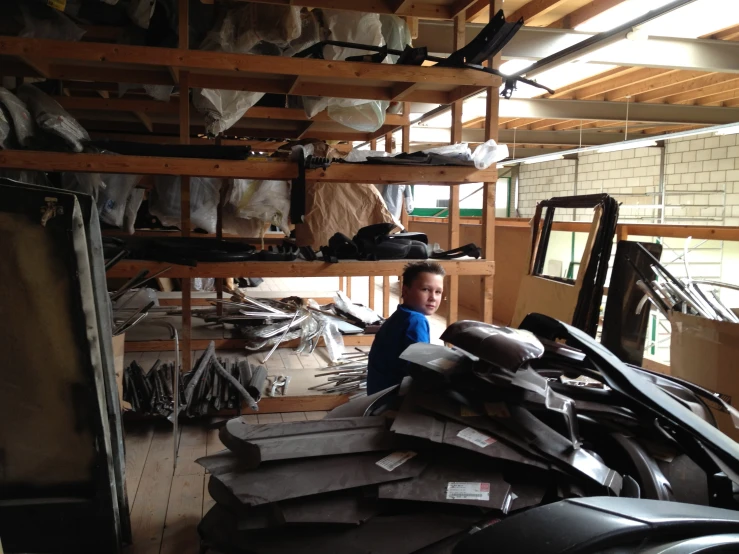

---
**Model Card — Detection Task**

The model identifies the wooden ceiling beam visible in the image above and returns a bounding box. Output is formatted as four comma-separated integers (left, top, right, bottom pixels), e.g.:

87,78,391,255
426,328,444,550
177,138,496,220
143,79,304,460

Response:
636,73,732,103
507,0,570,26
466,0,489,22
604,70,708,102
663,78,739,105
544,67,639,99
548,0,628,29
574,68,671,100
707,24,739,41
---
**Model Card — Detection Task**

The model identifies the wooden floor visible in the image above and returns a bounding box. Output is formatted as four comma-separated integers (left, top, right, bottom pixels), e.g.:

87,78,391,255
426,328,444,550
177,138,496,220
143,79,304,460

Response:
123,411,328,554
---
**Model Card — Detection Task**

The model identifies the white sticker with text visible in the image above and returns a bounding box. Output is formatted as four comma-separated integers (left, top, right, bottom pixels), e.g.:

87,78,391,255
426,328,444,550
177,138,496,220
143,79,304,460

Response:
457,427,497,448
447,482,490,501
376,451,417,472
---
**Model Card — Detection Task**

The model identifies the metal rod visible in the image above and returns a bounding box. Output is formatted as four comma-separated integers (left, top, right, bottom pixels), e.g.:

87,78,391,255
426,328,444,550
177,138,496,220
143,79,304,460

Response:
262,309,300,364
173,329,179,472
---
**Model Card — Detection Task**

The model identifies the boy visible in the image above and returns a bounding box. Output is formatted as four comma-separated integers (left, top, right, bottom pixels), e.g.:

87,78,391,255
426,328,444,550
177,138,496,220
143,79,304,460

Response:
366,261,445,394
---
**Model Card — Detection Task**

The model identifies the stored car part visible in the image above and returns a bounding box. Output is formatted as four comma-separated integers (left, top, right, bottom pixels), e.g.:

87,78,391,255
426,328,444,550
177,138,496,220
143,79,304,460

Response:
219,417,396,468
454,497,739,554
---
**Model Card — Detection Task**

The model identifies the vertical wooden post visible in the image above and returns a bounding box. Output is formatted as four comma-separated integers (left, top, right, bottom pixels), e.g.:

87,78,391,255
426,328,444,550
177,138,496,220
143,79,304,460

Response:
368,276,375,310
180,69,191,372
215,179,225,316
446,10,465,327
346,276,352,299
481,0,502,324
370,139,377,150
401,103,411,230
339,276,345,292
383,277,391,318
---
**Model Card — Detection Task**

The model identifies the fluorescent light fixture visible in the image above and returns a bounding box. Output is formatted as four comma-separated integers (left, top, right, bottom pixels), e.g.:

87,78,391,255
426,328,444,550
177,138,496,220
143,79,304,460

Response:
715,125,739,136
597,139,657,153
523,154,564,165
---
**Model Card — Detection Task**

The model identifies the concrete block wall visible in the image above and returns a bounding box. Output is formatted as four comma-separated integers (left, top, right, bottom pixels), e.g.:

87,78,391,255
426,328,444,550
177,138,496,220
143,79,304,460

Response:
516,159,576,220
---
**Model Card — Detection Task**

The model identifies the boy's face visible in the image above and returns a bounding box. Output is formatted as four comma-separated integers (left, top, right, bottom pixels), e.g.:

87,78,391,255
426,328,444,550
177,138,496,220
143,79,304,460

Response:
403,272,444,316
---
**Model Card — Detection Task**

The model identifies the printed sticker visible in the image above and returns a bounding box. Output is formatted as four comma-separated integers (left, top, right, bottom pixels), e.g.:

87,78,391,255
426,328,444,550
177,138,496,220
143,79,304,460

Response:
47,0,67,11
457,427,496,448
447,482,490,501
376,451,417,472
427,357,457,370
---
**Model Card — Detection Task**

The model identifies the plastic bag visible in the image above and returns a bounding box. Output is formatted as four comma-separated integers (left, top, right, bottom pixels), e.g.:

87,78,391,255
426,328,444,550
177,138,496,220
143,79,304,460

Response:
193,88,264,136
334,291,382,326
472,139,510,169
193,278,216,291
327,99,389,133
113,287,159,310
376,184,408,221
17,84,89,152
235,180,291,236
128,0,156,29
201,3,301,52
62,172,106,202
282,9,322,57
0,108,9,149
380,14,412,63
403,184,414,213
19,4,86,41
123,187,145,235
344,149,390,163
0,87,35,148
98,173,141,227
307,300,345,362
150,176,221,233
423,143,472,161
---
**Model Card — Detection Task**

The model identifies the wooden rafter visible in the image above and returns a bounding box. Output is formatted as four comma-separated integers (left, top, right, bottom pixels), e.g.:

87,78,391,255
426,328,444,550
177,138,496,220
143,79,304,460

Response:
574,68,672,100
664,77,739,105
507,0,569,26
543,68,639,99
603,70,708,102
548,0,628,29
636,73,732,103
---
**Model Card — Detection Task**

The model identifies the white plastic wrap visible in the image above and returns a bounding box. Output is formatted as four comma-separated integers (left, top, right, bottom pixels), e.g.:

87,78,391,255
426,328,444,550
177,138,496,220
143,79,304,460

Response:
0,87,34,148
223,180,269,237
193,278,216,291
202,4,301,53
193,88,264,136
472,140,510,169
376,184,408,221
0,109,9,149
344,149,391,163
380,14,412,63
97,174,141,227
334,291,382,326
423,143,472,161
307,300,345,362
304,10,389,132
124,187,145,235
113,288,159,310
118,82,174,103
150,177,221,234
62,172,105,202
17,84,89,152
235,180,291,236
282,9,322,57
128,0,156,29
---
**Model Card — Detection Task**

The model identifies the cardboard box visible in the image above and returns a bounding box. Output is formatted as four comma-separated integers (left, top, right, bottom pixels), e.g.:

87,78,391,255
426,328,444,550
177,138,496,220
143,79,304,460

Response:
669,311,739,442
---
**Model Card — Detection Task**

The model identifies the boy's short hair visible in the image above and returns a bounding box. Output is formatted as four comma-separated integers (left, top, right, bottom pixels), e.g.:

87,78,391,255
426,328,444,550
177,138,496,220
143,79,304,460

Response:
402,261,446,288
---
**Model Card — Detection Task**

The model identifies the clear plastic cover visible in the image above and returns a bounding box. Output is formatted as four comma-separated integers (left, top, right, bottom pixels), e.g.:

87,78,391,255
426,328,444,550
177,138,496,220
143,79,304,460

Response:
235,180,291,236
123,187,145,235
344,149,391,163
0,87,34,148
193,278,216,291
17,84,89,152
423,143,472,161
193,88,264,136
334,291,382,326
307,300,345,363
62,172,106,202
0,108,9,149
97,174,142,227
150,177,221,234
472,139,510,169
128,0,156,29
380,14,412,63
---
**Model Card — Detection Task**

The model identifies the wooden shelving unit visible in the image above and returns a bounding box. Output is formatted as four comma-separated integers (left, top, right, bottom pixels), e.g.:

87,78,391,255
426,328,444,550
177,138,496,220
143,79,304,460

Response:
0,0,501,378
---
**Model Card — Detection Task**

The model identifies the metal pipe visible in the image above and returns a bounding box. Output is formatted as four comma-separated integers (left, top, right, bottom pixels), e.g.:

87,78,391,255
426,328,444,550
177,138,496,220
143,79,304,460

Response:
262,309,300,363
173,329,179,472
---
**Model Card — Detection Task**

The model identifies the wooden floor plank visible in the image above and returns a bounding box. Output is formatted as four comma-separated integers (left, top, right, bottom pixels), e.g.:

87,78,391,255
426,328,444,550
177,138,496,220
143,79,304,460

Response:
160,474,203,554
280,411,307,422
126,423,175,554
124,423,155,509
175,424,207,477
304,411,328,420
256,413,283,424
278,349,304,370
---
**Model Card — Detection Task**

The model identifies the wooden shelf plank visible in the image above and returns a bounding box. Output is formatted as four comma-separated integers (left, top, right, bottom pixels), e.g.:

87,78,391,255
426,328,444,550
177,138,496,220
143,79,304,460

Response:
0,37,495,103
0,150,500,184
107,259,495,279
125,334,375,352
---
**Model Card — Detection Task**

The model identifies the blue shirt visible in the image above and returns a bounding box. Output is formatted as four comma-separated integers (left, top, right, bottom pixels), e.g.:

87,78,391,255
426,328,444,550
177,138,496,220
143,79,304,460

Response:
367,304,430,394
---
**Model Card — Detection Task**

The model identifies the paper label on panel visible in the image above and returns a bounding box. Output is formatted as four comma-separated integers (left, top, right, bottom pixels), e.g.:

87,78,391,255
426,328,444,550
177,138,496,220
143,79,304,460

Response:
447,482,490,501
376,451,417,472
457,427,496,448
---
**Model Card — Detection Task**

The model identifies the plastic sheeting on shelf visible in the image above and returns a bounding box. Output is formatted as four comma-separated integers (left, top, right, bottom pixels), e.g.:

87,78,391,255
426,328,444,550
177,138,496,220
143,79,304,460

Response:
97,173,143,229
150,177,221,234
17,84,89,152
0,87,34,148
233,179,291,236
